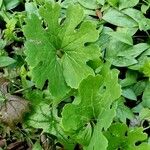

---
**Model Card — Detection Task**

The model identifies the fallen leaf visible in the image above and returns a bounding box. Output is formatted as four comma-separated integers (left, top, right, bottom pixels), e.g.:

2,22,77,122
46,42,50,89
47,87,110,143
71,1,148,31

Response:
0,94,29,128
0,77,9,94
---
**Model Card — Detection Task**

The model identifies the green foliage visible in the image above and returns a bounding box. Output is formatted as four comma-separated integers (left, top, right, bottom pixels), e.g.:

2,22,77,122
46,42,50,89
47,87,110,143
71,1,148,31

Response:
32,141,42,150
105,123,150,150
23,3,100,101
62,65,121,148
3,0,21,10
0,56,16,67
62,67,121,132
25,91,53,132
103,8,138,28
116,97,134,123
1,0,150,149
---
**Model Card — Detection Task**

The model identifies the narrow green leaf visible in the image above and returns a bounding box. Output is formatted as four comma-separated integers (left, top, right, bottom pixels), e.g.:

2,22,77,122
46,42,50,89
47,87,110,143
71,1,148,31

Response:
120,70,137,87
122,8,150,30
108,56,138,67
142,82,150,108
122,88,137,101
0,0,3,9
141,4,149,14
139,108,150,121
116,98,134,123
118,43,150,58
103,7,138,27
3,0,20,10
107,0,118,7
32,142,42,150
119,0,139,10
0,56,16,67
106,31,133,45
78,0,98,9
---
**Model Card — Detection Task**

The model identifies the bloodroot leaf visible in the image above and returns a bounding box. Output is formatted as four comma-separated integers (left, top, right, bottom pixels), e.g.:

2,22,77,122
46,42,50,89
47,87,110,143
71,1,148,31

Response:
0,94,29,127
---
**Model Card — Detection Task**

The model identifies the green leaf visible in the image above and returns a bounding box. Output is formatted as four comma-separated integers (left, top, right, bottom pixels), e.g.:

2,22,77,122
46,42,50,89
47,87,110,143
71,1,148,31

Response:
105,123,150,150
0,56,16,67
136,143,150,150
3,0,21,10
117,27,138,36
133,80,147,96
23,3,100,100
118,43,150,58
106,42,150,67
141,4,149,14
86,102,117,150
120,70,137,87
4,18,17,41
32,142,42,150
0,0,3,9
119,0,139,10
62,67,121,132
102,7,138,27
26,101,52,132
72,123,92,146
99,0,105,5
105,39,137,67
116,97,134,123
107,0,118,7
0,40,6,50
62,75,102,132
122,87,137,101
78,0,99,9
132,103,144,113
85,128,108,150
141,58,150,77
61,0,78,8
139,108,150,121
142,82,150,108
25,91,53,132
129,48,150,71
25,90,76,150
110,56,138,67
25,2,39,17
97,27,113,51
122,8,150,30
106,31,133,45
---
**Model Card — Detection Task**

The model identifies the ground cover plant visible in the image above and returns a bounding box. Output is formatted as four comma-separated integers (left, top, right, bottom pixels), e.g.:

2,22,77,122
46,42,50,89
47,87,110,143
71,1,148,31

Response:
1,0,150,149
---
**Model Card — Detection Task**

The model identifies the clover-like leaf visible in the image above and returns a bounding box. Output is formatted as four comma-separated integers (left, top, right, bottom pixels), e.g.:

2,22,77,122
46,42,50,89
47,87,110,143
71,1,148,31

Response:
23,3,100,100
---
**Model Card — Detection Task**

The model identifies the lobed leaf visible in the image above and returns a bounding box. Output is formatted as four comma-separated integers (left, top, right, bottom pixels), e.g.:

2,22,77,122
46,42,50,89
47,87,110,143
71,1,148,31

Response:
23,3,100,101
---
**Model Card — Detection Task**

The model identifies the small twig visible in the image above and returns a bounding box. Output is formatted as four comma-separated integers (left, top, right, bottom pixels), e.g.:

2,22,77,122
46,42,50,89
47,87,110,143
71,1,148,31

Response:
13,87,32,94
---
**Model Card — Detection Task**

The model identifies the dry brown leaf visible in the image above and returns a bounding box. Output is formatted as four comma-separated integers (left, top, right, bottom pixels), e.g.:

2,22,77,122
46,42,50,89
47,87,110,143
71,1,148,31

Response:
0,77,9,94
0,94,29,128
